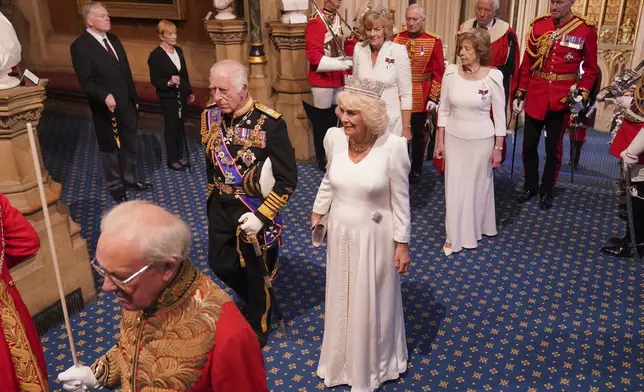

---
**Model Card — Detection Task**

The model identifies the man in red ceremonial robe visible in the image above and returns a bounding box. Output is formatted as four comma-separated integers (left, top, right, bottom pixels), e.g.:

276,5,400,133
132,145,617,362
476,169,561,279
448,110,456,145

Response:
0,193,49,392
600,74,644,258
459,0,520,165
305,0,356,170
513,0,598,210
58,201,268,391
459,0,519,106
393,4,445,183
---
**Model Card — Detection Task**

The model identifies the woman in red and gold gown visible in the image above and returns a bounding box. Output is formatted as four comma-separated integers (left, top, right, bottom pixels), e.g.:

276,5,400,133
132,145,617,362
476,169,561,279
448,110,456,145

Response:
0,193,49,391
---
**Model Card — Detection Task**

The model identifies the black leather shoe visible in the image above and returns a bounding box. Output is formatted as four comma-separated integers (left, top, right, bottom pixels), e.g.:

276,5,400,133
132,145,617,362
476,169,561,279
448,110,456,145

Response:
539,194,553,210
409,171,421,184
609,236,626,245
600,242,644,258
109,190,126,203
517,190,538,203
125,182,153,192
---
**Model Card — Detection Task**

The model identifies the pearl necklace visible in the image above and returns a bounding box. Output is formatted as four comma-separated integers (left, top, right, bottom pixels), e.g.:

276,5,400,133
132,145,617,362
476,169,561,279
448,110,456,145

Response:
349,134,377,153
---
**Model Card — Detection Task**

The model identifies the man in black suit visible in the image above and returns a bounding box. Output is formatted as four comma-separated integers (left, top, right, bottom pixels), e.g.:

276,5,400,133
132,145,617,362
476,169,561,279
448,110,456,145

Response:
71,1,152,202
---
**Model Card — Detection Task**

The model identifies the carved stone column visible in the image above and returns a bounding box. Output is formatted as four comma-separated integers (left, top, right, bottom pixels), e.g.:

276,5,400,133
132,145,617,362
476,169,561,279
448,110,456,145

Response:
267,21,311,160
205,18,249,66
0,81,96,315
247,0,271,104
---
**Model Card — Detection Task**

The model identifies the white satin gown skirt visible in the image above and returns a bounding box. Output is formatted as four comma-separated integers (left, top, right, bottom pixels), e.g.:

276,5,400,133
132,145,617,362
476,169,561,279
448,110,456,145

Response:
444,133,498,252
316,200,407,391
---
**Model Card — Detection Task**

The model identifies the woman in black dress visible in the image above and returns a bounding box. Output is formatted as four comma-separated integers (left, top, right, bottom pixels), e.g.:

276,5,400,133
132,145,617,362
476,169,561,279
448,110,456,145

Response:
148,20,194,170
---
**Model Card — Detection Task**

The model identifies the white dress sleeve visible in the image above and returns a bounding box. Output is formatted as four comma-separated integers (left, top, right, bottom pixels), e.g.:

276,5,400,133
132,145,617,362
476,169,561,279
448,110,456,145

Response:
394,43,413,111
312,128,337,215
488,69,507,137
389,136,411,243
352,44,363,79
437,64,457,127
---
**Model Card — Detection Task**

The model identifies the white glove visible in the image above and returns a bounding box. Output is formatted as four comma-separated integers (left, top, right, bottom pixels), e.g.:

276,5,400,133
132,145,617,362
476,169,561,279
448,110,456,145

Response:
615,96,633,109
238,212,264,236
340,58,353,69
426,100,438,112
621,149,639,167
58,365,98,391
316,56,352,72
512,99,524,114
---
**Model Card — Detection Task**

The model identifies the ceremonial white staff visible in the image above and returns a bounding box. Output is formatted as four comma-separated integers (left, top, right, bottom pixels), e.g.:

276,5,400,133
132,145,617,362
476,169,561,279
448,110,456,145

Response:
26,122,79,366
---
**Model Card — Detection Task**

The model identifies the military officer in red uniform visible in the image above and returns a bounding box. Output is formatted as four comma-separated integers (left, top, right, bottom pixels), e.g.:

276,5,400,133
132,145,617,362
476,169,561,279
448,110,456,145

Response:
393,3,445,183
601,74,644,258
0,194,48,392
304,0,356,170
513,0,598,210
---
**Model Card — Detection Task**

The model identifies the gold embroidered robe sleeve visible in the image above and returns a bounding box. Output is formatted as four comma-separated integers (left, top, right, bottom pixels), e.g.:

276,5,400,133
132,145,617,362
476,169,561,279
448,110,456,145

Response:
91,345,121,389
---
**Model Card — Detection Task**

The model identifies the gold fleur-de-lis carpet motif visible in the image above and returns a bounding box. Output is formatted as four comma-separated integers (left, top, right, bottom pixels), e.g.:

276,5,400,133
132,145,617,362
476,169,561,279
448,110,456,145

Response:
35,114,641,391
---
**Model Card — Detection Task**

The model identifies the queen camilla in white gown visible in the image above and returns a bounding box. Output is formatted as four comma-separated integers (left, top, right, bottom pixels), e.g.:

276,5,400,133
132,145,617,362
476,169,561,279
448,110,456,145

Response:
312,78,411,391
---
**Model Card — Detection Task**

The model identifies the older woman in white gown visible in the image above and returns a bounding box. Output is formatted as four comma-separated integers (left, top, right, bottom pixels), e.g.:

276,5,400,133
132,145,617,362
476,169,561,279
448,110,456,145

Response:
435,29,506,256
352,7,412,139
311,75,411,391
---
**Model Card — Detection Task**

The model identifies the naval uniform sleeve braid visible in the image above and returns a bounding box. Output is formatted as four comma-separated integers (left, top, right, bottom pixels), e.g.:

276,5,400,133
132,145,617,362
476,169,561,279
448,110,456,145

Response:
255,118,298,222
90,345,121,389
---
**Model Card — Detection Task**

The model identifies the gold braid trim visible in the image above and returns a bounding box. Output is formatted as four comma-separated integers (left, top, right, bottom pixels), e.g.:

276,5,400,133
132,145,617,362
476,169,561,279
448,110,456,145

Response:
0,280,48,392
91,346,121,389
525,15,583,73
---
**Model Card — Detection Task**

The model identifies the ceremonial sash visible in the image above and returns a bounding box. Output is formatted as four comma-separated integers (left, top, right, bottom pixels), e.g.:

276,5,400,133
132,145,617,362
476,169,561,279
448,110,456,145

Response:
208,107,283,247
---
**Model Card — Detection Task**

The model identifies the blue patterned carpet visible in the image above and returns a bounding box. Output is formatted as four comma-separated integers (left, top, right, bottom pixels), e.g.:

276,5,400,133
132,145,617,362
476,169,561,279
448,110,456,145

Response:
36,112,642,391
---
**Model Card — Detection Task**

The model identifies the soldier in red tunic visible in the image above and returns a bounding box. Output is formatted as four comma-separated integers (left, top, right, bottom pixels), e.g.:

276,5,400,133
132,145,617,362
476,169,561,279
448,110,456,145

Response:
393,4,445,183
513,0,598,210
600,74,644,258
304,0,356,171
58,201,268,391
0,193,48,392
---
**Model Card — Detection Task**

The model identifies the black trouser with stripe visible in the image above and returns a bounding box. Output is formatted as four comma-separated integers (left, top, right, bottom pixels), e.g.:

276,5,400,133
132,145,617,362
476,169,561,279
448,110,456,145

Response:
522,110,568,197
207,194,277,335
410,112,429,174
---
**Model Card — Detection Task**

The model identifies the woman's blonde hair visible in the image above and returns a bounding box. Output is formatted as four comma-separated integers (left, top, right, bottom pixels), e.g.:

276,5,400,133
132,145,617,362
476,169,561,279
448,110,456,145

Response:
335,91,389,135
157,20,177,37
358,6,394,42
456,28,492,66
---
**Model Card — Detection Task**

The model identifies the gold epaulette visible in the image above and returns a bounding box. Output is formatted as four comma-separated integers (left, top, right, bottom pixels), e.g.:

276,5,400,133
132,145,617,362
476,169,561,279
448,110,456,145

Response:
309,11,318,20
530,13,550,27
254,102,282,119
575,14,595,26
425,30,441,40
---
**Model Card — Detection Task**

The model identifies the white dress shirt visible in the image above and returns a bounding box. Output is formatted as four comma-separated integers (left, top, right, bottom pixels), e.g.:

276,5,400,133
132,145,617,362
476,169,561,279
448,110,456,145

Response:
163,47,181,71
86,28,119,61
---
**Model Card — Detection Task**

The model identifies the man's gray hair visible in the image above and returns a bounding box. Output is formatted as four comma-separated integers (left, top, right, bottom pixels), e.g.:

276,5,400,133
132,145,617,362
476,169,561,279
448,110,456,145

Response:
407,3,426,19
210,59,249,92
82,1,106,23
477,0,500,12
101,200,191,263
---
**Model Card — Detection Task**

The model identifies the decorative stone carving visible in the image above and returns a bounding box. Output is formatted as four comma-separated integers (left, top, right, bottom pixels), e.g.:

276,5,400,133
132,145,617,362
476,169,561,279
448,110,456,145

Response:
0,11,21,90
0,81,96,315
214,0,236,20
280,0,308,24
205,18,248,67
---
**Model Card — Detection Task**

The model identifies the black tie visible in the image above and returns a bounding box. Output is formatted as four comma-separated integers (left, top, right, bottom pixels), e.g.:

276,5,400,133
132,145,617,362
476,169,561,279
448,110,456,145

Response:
103,38,117,60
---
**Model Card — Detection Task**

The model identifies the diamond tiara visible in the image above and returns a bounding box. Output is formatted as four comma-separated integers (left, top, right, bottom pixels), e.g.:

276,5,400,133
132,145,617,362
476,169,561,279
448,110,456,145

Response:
343,75,386,100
